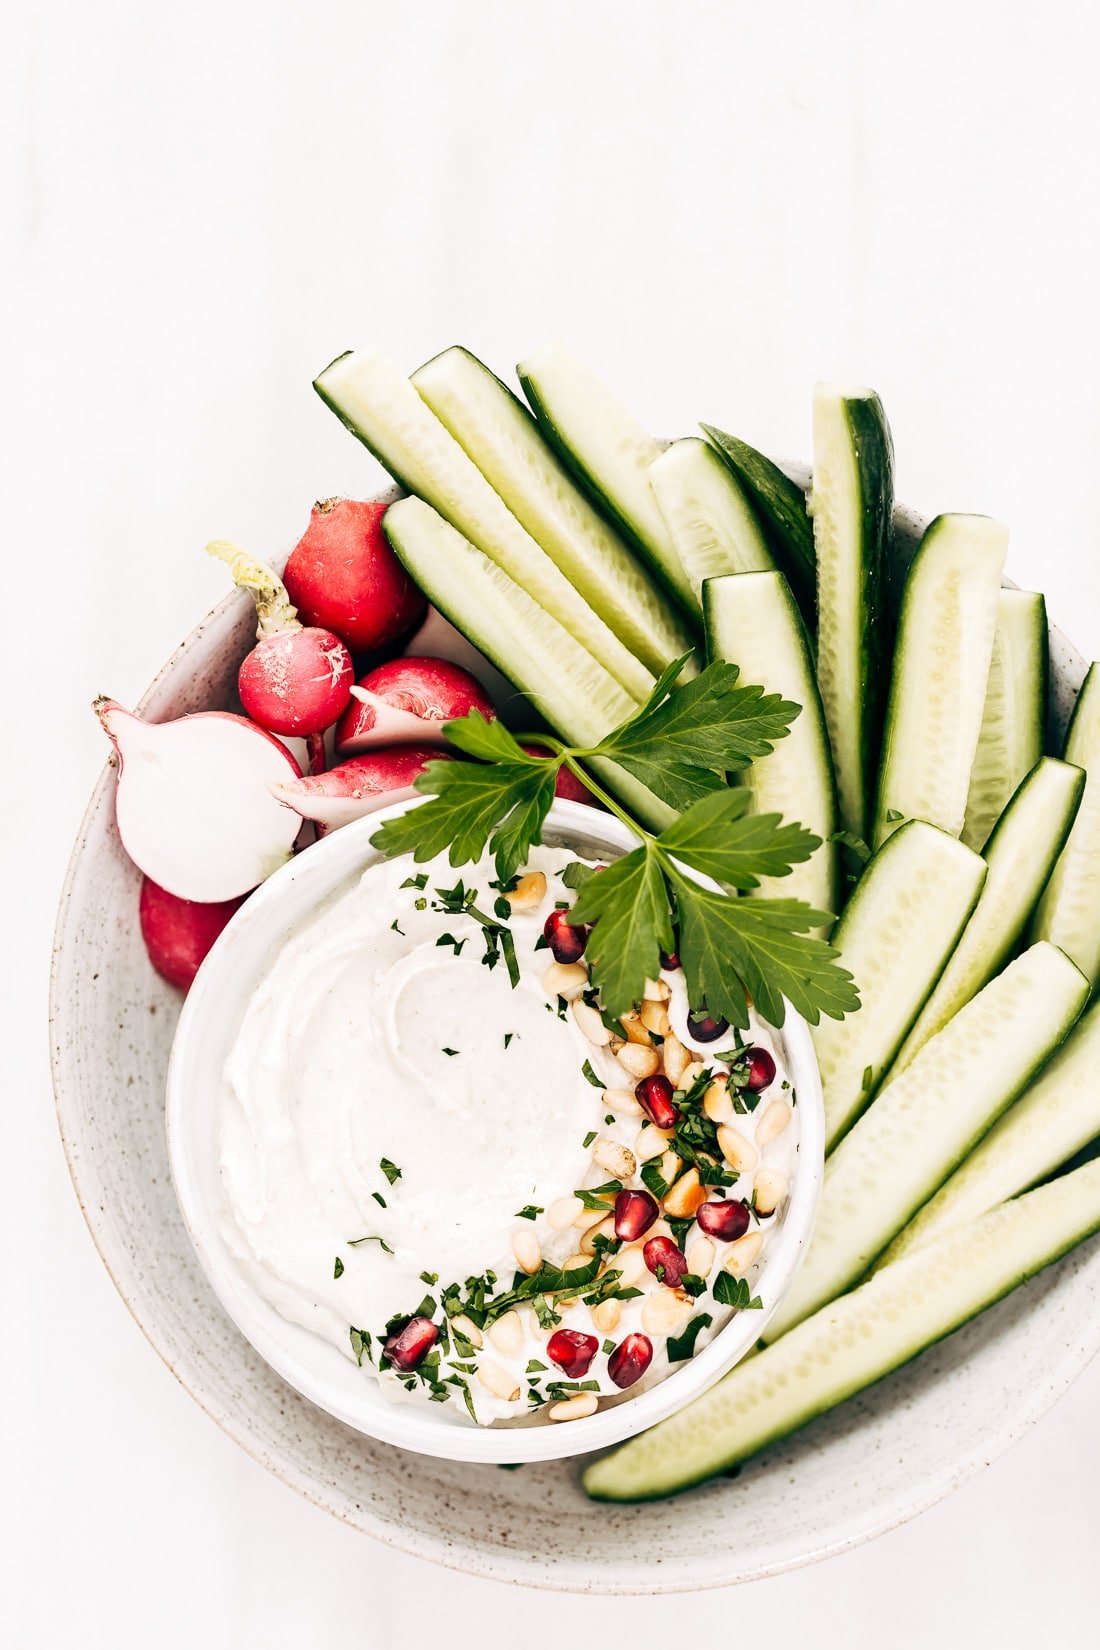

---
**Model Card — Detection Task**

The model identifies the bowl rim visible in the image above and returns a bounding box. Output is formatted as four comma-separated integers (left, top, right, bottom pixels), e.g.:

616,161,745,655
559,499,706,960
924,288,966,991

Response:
164,793,825,1465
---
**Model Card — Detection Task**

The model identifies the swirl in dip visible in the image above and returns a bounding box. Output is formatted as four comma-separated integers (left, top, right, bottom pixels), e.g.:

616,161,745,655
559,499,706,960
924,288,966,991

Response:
218,844,800,1425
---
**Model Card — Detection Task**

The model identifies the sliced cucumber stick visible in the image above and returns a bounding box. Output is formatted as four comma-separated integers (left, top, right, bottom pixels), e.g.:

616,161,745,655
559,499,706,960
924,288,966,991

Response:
893,757,1084,1073
812,821,986,1150
961,589,1047,851
650,439,775,605
411,347,697,679
883,1001,1100,1264
517,342,696,613
766,941,1089,1341
873,513,1008,846
703,572,837,915
700,424,816,610
584,1154,1100,1501
811,384,895,841
382,497,673,830
314,348,654,701
1032,663,1100,983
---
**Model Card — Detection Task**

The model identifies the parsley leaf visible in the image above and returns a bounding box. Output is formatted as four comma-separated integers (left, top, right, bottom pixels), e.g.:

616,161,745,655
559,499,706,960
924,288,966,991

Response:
660,790,819,889
569,845,673,1019
712,1272,763,1310
372,753,557,882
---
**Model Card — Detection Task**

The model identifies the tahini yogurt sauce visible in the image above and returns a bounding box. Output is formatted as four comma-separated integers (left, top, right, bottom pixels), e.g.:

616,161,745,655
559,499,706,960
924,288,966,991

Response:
218,844,800,1425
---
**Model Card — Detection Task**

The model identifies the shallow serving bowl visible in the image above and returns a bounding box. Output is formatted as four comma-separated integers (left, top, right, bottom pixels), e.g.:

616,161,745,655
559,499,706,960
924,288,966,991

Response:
51,482,1100,1590
165,796,824,1466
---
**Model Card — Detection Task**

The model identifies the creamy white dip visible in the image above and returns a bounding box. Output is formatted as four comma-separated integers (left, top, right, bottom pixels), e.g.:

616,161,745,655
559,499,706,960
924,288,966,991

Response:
218,843,799,1425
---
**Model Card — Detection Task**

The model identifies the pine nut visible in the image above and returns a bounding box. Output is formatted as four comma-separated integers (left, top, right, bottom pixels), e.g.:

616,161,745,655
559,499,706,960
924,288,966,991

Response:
620,1011,653,1046
635,1122,672,1161
616,1246,648,1286
678,1060,706,1091
618,1042,661,1080
591,1297,621,1333
662,1034,691,1085
687,1237,715,1277
704,1076,734,1124
717,1124,758,1175
563,1251,593,1272
548,1392,599,1422
574,1197,613,1228
506,871,547,911
754,1168,788,1217
592,1137,636,1179
487,1311,524,1356
542,960,589,1000
477,1359,520,1401
602,1086,643,1117
511,1226,542,1274
607,1034,626,1056
724,1231,763,1276
757,1098,793,1146
658,1148,683,1186
644,977,671,1003
547,1195,584,1230
572,1000,612,1046
449,1314,483,1349
663,1166,707,1219
580,1214,616,1255
641,1287,693,1336
640,999,672,1037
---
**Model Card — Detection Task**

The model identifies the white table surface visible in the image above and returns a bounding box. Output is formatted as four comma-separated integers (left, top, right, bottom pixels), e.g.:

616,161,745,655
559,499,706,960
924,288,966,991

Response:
5,1,1100,1643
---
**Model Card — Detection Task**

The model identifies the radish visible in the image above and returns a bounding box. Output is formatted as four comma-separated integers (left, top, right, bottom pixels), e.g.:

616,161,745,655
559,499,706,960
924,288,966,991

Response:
206,540,354,737
334,656,495,754
270,744,451,831
282,497,427,654
139,877,245,991
520,744,603,807
404,605,518,709
95,698,303,901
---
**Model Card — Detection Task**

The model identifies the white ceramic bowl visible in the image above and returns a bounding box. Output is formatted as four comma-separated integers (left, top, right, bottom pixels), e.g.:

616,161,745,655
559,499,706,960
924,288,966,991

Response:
166,795,825,1465
50,480,1100,1591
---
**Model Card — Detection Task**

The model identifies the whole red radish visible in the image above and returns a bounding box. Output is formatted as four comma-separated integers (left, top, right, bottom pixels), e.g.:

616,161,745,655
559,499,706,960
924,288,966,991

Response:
270,743,452,831
207,540,353,738
335,656,494,755
283,497,426,653
94,698,302,902
520,745,603,807
139,878,245,991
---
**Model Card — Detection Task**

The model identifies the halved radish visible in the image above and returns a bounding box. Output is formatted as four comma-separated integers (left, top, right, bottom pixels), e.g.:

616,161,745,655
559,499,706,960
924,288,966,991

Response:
283,497,427,653
95,698,302,901
270,744,451,831
335,656,495,754
404,605,517,709
139,877,245,990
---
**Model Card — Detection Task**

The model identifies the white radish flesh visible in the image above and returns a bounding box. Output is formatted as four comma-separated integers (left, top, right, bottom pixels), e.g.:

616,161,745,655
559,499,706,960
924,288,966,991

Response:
96,699,302,901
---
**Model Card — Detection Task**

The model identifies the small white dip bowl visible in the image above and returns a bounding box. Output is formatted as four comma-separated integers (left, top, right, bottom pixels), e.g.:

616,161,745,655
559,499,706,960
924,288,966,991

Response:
166,795,825,1465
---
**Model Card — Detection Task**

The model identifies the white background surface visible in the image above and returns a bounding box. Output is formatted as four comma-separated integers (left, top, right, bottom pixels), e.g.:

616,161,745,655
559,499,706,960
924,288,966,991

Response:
5,1,1100,1643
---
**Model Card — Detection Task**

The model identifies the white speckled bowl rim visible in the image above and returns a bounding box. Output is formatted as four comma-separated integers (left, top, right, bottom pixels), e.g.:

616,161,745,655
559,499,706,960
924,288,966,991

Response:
50,477,1100,1592
165,794,824,1465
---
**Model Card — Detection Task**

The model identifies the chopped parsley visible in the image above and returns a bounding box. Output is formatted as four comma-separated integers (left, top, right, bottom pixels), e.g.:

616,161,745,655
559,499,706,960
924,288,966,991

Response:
666,1312,713,1362
390,919,405,935
713,1272,763,1310
515,1204,543,1221
581,1059,604,1088
400,874,428,890
582,1130,597,1148
442,1047,460,1057
348,1234,393,1254
333,1256,344,1279
380,1157,403,1185
504,1032,515,1049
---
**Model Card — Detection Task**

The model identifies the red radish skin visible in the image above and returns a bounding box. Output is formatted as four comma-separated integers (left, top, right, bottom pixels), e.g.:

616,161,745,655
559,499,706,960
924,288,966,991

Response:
95,699,302,902
139,878,244,991
283,498,426,653
335,656,494,754
521,746,603,807
270,743,451,830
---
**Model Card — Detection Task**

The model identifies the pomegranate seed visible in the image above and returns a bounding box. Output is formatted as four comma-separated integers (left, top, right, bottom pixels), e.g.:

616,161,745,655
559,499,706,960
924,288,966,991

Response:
546,1327,599,1377
643,1235,689,1289
383,1316,439,1372
607,1332,654,1389
744,1046,777,1092
635,1074,681,1130
696,1198,752,1241
543,906,589,964
687,1009,730,1043
660,948,681,971
614,1186,660,1242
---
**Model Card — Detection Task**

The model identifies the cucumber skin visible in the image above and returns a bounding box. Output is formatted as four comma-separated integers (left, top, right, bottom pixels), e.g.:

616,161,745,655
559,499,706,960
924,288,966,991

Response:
518,367,698,620
700,424,816,615
583,1156,1100,1501
1032,663,1100,982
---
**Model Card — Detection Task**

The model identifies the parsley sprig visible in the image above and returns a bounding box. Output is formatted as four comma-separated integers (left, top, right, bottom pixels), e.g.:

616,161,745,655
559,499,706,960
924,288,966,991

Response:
372,658,859,1029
